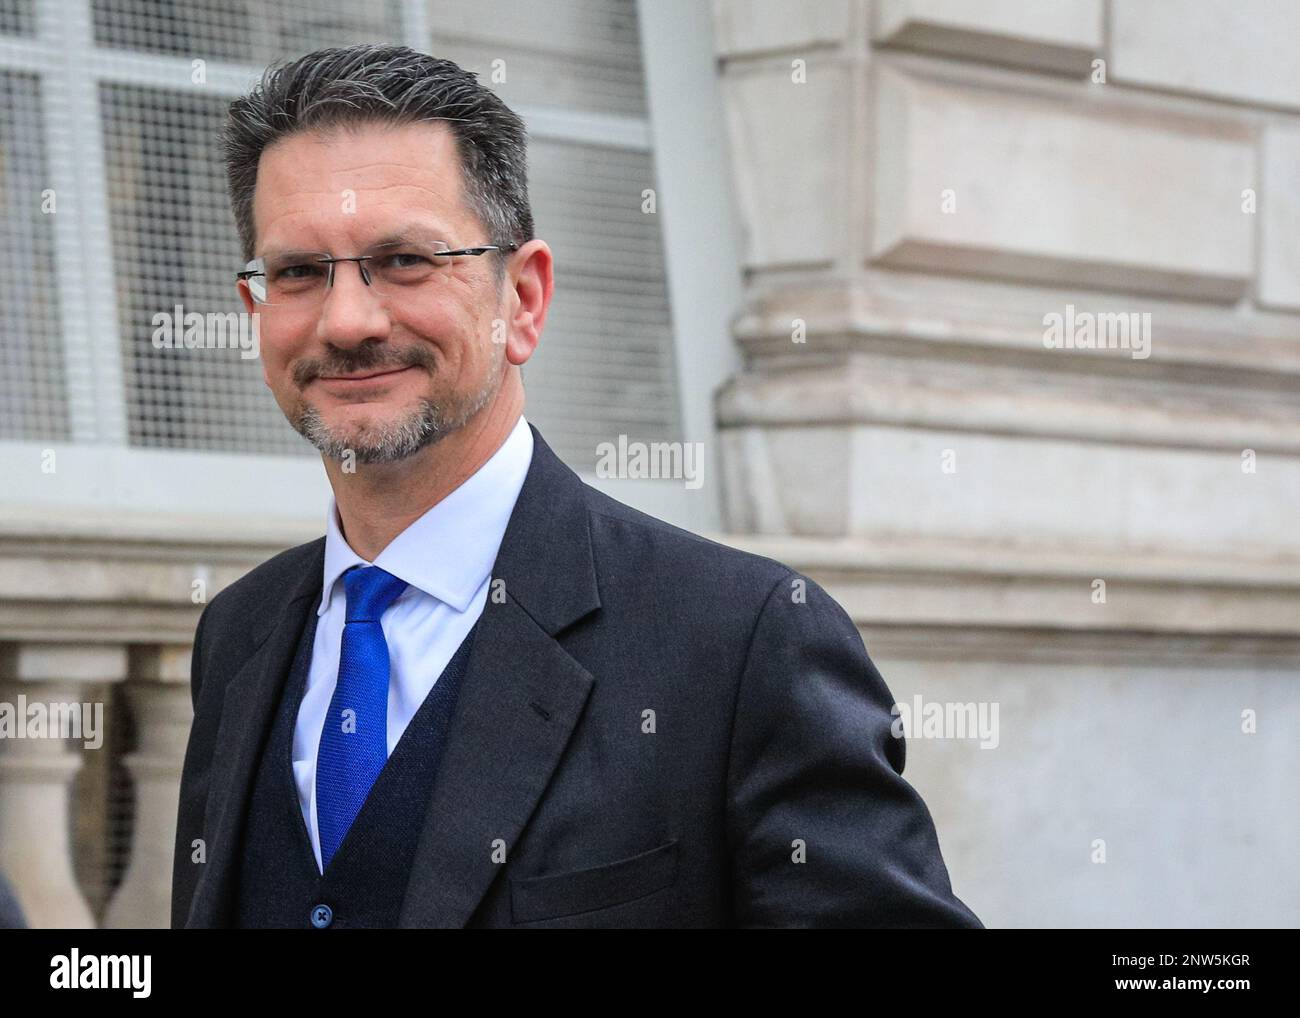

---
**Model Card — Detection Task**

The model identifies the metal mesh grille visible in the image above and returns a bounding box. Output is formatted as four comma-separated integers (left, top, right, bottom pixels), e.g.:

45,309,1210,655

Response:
70,684,135,925
524,138,680,468
0,0,35,36
427,0,647,117
101,81,309,454
92,0,405,61
0,71,69,442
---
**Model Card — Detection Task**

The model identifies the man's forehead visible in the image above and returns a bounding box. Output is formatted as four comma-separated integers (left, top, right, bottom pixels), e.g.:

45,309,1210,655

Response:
259,122,459,184
252,121,472,252
255,204,465,257
264,119,458,163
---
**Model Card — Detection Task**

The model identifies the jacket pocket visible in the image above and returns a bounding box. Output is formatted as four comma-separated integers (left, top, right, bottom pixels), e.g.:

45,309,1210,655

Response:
510,839,679,923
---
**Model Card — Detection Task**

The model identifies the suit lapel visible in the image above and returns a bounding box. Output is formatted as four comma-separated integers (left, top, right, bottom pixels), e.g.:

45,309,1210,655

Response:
185,543,324,928
396,595,594,926
399,424,602,927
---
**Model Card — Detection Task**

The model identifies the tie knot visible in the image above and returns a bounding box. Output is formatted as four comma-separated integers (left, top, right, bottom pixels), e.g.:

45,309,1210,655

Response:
342,565,408,623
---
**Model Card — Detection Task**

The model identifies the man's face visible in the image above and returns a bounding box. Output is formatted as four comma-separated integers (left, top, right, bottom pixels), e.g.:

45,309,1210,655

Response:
241,120,508,464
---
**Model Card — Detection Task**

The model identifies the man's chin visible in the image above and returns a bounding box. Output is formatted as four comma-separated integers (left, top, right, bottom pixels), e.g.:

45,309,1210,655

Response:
311,430,441,465
293,403,446,465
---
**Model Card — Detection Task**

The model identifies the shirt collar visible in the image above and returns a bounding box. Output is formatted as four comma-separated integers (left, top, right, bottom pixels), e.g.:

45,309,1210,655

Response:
318,414,534,617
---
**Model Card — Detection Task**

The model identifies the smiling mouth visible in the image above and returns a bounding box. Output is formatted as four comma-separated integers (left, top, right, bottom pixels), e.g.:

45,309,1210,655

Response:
315,365,416,385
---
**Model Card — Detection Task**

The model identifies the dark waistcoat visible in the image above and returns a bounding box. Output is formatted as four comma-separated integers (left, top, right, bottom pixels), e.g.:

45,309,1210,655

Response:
234,607,478,928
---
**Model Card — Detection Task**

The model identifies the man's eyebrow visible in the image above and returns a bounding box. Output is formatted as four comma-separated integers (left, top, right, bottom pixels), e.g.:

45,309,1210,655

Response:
364,228,451,249
259,227,452,259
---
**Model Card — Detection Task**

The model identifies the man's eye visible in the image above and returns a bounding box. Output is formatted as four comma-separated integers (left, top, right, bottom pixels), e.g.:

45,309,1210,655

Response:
275,263,325,281
380,252,433,270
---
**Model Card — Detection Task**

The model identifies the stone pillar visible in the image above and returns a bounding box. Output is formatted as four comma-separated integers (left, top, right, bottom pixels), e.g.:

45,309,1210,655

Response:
104,644,194,929
0,643,126,928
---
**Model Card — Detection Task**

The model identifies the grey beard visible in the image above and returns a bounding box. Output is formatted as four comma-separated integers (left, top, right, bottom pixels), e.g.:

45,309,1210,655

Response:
294,377,497,465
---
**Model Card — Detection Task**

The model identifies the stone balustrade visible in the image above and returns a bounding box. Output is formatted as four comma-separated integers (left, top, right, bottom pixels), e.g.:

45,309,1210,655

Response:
0,513,316,928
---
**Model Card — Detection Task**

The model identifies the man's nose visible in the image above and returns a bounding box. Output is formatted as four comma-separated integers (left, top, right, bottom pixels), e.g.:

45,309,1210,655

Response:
313,260,391,345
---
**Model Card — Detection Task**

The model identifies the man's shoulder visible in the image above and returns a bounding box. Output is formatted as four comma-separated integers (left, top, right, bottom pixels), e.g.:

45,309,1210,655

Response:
576,482,796,596
202,536,324,632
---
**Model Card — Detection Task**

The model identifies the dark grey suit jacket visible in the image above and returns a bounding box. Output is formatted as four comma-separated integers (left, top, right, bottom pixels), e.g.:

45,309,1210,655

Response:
171,423,982,928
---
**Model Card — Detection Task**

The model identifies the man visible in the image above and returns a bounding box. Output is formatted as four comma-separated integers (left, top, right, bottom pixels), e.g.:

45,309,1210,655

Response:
170,44,982,929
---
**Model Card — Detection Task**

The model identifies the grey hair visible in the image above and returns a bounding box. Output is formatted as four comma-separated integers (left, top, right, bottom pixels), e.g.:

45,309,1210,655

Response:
222,45,533,283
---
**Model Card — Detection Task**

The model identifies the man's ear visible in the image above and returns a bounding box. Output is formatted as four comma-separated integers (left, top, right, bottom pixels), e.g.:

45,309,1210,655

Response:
237,281,274,388
236,280,272,386
504,239,553,367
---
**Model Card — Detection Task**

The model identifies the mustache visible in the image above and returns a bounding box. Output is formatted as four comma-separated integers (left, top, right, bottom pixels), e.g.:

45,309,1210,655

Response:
294,345,436,387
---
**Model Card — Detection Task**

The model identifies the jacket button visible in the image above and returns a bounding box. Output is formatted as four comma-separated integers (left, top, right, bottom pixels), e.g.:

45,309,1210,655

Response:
310,904,333,928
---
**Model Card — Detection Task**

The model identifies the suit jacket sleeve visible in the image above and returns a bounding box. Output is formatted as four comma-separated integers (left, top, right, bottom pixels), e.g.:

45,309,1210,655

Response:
724,572,983,928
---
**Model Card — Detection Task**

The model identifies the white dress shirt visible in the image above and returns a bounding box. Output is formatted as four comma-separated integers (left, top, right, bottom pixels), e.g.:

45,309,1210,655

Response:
293,414,534,873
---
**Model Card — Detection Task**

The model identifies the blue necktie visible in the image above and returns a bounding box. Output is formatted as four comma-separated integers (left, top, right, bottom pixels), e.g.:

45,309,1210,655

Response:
316,564,409,871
